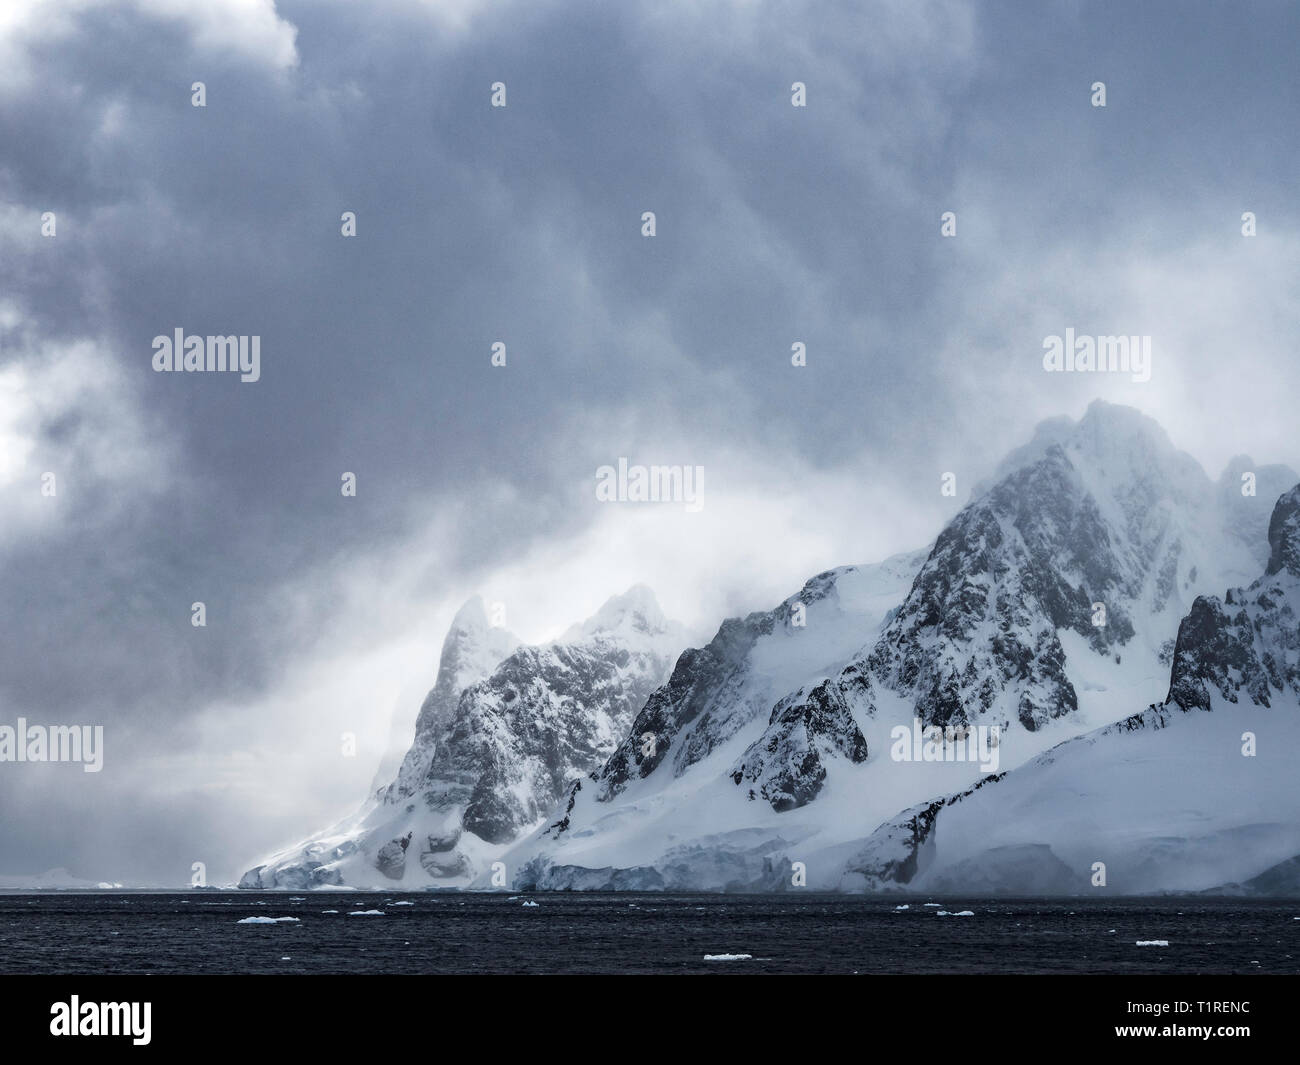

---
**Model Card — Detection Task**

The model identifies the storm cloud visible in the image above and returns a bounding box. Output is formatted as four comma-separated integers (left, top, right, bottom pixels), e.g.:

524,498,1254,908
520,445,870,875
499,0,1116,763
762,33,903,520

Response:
1,0,1297,883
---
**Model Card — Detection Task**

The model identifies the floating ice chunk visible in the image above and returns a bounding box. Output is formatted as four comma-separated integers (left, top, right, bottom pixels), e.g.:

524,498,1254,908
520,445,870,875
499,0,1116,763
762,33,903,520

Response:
236,916,300,924
894,905,910,911
522,900,540,907
923,903,942,907
347,909,385,916
704,954,753,961
391,901,414,906
321,910,338,914
1135,940,1169,947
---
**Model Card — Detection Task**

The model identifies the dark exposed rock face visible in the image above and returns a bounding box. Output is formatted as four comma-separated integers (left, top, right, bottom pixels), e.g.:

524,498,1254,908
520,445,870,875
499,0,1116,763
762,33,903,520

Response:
378,586,688,855
240,588,686,888
384,597,521,807
730,679,868,811
841,482,1300,893
442,630,680,842
598,614,774,800
592,405,1282,832
596,554,925,802
1167,485,1300,712
859,446,1136,733
1266,486,1300,578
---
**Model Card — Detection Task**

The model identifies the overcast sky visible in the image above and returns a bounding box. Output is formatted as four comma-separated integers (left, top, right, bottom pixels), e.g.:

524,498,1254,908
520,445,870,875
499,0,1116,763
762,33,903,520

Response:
2,0,1298,884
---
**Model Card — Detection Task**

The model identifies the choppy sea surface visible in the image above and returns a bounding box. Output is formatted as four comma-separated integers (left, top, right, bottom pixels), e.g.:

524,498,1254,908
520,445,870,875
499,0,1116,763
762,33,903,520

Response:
2,893,1297,974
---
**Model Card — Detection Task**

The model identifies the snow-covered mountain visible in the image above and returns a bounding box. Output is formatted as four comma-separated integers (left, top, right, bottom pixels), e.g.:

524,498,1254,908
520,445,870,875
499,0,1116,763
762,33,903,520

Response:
382,596,521,809
494,402,1296,891
239,587,688,888
840,482,1300,895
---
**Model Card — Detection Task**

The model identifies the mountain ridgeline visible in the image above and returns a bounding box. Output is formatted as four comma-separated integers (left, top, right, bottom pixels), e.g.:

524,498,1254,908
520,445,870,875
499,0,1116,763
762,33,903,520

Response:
243,401,1300,895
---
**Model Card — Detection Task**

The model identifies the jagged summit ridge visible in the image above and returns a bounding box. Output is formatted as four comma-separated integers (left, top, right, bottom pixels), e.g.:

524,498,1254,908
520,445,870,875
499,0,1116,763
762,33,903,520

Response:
496,405,1298,891
841,482,1300,895
240,587,687,889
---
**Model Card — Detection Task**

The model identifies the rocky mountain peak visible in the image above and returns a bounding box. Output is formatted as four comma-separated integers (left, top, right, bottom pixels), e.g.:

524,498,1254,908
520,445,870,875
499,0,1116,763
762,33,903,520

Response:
1266,485,1300,578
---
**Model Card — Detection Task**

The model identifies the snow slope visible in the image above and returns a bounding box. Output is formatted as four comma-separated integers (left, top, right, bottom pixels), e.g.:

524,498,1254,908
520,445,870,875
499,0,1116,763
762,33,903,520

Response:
240,587,688,889
840,483,1300,894
494,403,1295,891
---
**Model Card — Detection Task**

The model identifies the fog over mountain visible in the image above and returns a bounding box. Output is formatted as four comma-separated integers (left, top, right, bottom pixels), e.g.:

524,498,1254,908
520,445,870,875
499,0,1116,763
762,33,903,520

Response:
236,402,1300,894
2,0,1299,885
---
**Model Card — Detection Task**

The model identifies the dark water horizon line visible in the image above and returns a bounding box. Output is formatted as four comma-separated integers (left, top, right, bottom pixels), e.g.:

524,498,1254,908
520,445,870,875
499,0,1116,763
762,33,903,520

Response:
3,892,1298,975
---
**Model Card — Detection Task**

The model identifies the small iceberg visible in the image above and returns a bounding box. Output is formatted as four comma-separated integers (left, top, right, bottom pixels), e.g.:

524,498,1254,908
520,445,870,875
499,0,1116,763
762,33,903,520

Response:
347,909,386,916
522,900,540,907
703,953,752,962
1135,940,1169,947
894,904,910,911
391,901,414,906
236,916,300,924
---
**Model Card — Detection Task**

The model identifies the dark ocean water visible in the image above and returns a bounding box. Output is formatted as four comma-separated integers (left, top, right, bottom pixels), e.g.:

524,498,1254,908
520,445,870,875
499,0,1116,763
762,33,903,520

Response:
1,893,1297,974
